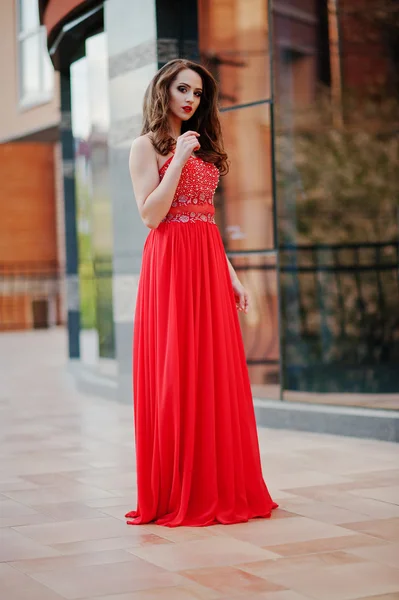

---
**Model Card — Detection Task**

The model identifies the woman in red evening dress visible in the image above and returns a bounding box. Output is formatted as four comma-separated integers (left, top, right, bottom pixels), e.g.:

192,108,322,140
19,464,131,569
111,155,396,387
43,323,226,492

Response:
126,59,278,527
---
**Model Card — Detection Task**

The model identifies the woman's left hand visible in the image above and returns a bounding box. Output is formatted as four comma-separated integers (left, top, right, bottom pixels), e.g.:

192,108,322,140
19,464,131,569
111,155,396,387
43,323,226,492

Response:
232,278,249,314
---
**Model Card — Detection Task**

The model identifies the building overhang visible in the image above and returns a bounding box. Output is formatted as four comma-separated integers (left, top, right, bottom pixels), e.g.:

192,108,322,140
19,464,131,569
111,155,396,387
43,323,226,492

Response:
38,0,103,70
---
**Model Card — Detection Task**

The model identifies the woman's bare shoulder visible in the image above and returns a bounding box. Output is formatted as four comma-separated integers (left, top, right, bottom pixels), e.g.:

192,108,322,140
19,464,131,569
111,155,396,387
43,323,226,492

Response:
130,134,158,166
131,133,154,153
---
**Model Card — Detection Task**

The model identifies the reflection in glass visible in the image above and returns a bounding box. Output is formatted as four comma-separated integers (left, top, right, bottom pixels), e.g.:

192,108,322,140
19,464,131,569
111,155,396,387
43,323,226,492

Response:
71,55,96,352
218,104,278,394
86,33,115,359
198,0,279,398
230,252,280,400
71,34,115,361
274,1,399,404
198,0,270,108
218,105,274,251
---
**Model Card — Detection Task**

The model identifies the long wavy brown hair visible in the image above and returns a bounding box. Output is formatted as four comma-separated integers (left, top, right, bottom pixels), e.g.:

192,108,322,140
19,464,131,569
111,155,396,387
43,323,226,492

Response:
141,59,229,175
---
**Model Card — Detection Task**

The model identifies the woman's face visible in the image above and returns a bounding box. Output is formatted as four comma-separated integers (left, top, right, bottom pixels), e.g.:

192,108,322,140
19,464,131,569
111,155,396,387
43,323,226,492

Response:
168,68,203,122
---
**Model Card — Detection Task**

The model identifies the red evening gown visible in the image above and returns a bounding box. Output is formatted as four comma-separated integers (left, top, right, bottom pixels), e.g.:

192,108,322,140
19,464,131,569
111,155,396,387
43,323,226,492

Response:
126,154,278,527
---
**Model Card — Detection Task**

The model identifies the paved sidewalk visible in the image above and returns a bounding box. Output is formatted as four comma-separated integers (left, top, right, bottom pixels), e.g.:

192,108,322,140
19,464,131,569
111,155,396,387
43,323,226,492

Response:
0,328,399,600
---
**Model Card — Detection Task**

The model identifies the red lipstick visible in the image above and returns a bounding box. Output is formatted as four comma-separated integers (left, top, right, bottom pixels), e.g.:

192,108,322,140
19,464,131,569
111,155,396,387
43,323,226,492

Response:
182,106,192,113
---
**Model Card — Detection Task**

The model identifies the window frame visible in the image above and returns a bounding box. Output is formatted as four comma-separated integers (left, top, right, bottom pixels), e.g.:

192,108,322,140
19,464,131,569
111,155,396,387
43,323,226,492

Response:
16,0,53,110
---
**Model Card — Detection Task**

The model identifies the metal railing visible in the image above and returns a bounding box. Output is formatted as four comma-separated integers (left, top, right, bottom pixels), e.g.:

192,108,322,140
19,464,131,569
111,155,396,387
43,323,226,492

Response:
229,240,399,393
3,241,398,392
0,261,61,330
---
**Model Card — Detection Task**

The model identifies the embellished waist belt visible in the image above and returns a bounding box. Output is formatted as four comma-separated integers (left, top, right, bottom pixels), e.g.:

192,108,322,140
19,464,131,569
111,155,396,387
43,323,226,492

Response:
161,204,216,224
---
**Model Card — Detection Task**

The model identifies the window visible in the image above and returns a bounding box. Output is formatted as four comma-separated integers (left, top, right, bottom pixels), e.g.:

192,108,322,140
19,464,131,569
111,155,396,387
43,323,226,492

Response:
18,0,53,107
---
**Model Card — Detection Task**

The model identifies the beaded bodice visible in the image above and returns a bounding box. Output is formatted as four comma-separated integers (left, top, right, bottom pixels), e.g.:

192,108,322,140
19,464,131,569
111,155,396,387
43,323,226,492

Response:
159,155,220,224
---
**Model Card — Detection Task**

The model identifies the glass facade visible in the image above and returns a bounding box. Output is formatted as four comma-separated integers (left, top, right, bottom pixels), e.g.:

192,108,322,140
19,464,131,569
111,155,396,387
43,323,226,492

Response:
53,0,398,411
198,0,399,408
70,32,115,361
198,0,281,400
273,0,399,407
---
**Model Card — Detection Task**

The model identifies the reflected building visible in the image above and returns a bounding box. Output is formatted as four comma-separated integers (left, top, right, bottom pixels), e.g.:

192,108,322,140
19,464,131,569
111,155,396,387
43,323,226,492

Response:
36,0,399,438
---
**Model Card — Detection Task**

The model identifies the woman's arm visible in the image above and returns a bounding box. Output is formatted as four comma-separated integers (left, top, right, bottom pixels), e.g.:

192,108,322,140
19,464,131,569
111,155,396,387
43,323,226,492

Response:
129,131,200,229
226,255,239,284
129,136,183,229
226,255,249,313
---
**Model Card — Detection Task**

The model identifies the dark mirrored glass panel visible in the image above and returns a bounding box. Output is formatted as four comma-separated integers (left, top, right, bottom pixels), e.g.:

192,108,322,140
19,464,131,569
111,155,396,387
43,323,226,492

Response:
274,0,399,407
230,251,280,400
199,1,279,399
217,104,274,251
198,0,271,108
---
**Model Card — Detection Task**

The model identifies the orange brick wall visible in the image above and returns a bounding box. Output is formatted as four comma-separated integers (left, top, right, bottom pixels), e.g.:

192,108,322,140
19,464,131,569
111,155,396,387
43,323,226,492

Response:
0,295,31,330
0,142,57,264
0,142,59,330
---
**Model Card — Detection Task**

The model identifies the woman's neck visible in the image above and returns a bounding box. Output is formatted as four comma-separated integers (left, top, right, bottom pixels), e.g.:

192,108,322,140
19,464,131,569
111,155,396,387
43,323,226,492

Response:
167,114,182,141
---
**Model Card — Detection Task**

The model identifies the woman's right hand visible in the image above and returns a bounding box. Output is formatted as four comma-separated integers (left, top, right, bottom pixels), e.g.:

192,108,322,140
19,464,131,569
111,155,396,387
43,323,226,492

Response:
173,131,200,167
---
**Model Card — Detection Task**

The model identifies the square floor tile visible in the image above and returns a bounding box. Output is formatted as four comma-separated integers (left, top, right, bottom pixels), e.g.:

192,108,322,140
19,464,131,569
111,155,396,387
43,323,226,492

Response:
30,501,107,521
30,557,189,599
346,542,399,569
279,500,373,525
264,534,388,557
239,550,365,579
50,533,171,555
129,537,279,571
180,565,286,596
214,516,356,547
4,483,114,505
13,516,145,545
0,562,65,600
0,529,60,562
342,518,399,542
352,595,399,600
349,486,399,505
9,548,138,574
263,561,399,600
0,498,38,517
3,329,399,600
76,582,222,599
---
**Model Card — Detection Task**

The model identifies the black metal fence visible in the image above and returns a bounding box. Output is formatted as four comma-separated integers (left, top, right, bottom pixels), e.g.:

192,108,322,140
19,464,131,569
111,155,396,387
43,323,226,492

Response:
0,258,115,358
3,241,398,392
229,240,399,393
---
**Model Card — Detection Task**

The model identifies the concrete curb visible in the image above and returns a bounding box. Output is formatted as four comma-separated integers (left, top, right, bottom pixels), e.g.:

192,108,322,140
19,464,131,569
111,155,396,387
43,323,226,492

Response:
254,398,399,442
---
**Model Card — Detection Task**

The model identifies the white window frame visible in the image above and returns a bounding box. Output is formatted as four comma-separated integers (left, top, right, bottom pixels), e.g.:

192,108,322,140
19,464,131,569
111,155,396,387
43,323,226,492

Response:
17,0,54,109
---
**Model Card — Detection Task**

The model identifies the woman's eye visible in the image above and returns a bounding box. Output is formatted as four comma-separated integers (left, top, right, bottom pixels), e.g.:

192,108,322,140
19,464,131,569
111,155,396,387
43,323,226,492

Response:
178,87,187,93
195,92,202,97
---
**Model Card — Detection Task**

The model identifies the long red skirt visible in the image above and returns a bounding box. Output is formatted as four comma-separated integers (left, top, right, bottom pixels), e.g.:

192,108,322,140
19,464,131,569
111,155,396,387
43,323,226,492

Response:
126,221,278,527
